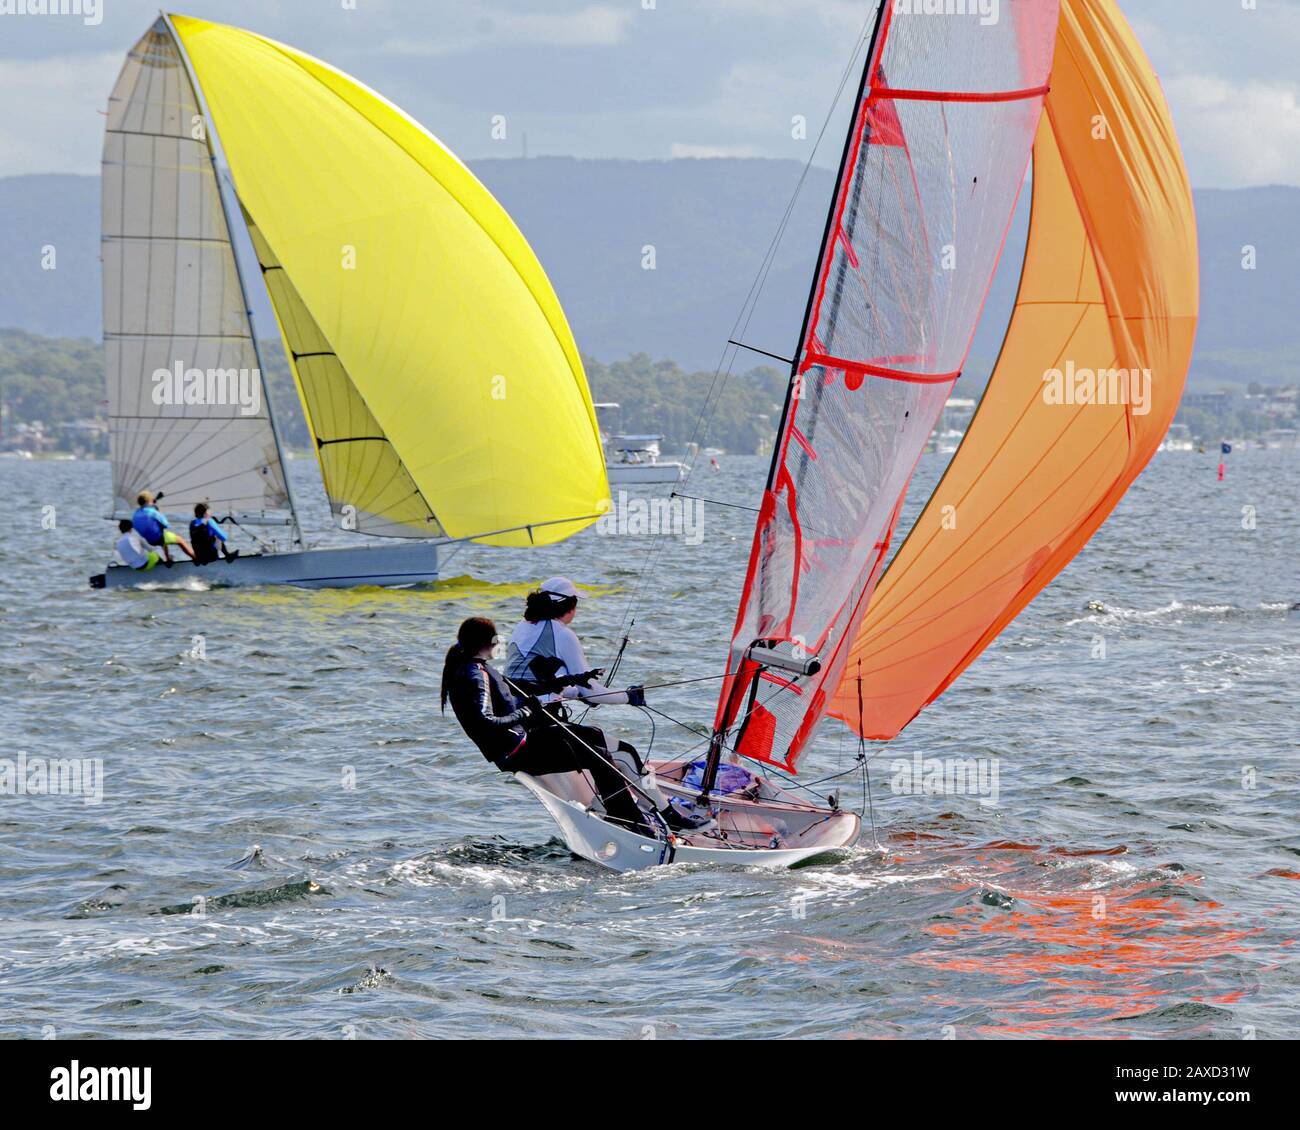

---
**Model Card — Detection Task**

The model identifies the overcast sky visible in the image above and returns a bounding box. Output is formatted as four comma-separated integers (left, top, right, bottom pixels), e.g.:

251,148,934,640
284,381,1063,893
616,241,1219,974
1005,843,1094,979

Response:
1,0,1297,188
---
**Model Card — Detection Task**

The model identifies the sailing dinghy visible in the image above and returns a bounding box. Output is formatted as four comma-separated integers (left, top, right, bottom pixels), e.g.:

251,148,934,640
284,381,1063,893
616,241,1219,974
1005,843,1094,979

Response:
92,15,606,590
521,0,1197,871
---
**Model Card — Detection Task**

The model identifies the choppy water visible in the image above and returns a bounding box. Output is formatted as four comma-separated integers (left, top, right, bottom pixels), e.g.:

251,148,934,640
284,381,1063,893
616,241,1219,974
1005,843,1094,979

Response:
0,452,1296,1039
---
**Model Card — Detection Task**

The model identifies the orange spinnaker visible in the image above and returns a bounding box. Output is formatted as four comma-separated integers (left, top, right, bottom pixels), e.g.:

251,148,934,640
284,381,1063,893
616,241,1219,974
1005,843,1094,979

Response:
830,0,1199,739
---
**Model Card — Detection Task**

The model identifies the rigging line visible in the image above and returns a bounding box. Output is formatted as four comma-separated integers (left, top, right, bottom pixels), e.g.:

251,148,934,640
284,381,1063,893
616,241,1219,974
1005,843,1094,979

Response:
220,513,277,551
786,761,867,790
641,669,794,773
579,671,731,704
717,657,885,802
639,702,851,818
632,704,657,766
747,754,859,805
602,617,634,688
670,492,761,514
636,709,714,771
856,661,879,848
640,704,712,747
499,673,666,823
727,340,794,366
609,5,880,652
862,751,880,850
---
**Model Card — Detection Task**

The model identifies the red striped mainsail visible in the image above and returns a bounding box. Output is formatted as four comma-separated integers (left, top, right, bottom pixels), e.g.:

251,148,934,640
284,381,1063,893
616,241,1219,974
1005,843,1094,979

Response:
714,0,1061,772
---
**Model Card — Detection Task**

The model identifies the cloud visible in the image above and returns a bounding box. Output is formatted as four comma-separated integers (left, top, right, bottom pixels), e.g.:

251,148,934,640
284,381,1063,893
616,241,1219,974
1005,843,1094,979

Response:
381,4,635,57
1164,74,1300,188
1,1,1298,188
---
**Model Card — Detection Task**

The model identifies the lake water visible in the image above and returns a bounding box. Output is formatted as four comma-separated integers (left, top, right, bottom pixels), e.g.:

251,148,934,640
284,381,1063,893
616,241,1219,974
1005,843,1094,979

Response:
0,451,1296,1039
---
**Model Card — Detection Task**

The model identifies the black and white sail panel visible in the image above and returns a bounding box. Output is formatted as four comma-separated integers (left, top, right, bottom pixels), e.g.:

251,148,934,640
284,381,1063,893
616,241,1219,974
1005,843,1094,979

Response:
101,19,290,520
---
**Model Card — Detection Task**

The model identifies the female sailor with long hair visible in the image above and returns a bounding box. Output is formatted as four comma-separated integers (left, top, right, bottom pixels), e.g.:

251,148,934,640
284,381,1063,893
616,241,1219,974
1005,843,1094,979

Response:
442,614,707,836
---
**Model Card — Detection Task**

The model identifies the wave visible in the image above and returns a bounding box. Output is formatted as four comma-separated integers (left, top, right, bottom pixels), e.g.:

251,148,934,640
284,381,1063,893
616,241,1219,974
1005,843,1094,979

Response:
1065,599,1289,627
157,877,325,916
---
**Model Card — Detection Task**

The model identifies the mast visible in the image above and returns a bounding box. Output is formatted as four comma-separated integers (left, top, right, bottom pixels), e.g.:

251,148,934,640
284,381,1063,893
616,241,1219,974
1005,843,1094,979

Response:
162,12,304,549
700,2,888,800
769,3,886,503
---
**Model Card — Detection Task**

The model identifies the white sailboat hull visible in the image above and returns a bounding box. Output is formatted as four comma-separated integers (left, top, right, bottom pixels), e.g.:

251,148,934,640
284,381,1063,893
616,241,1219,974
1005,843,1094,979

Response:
91,541,440,590
516,760,860,873
605,462,687,485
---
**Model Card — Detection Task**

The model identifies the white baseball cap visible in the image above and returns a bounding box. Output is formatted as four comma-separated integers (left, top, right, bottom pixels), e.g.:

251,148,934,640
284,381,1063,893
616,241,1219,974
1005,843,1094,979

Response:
539,576,578,600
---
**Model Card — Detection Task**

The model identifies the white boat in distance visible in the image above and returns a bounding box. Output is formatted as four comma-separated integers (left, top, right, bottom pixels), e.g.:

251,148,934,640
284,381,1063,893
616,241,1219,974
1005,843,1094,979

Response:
593,404,688,484
606,436,689,484
93,539,441,590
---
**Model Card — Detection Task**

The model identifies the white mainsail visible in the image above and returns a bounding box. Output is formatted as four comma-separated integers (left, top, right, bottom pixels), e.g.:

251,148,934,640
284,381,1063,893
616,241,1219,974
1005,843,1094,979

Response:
101,18,292,523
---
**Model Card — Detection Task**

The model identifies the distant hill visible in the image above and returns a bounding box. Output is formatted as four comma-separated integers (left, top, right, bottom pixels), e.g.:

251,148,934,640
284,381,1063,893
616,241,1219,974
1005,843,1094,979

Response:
3,160,1298,390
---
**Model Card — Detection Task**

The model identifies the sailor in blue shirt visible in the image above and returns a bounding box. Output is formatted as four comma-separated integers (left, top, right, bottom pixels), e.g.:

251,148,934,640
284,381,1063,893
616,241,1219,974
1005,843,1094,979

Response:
131,490,195,564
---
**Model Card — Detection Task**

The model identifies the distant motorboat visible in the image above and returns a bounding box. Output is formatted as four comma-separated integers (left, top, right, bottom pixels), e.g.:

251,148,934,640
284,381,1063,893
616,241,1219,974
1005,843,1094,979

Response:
1159,423,1194,452
593,403,689,483
606,436,689,484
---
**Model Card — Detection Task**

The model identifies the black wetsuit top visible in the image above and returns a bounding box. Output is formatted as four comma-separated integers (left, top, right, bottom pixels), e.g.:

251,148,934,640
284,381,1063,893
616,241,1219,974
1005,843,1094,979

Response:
190,518,220,564
445,656,529,764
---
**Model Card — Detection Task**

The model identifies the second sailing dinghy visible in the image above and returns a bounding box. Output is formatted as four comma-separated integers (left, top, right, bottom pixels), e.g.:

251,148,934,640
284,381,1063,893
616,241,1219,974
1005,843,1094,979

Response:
519,0,1197,871
92,15,606,589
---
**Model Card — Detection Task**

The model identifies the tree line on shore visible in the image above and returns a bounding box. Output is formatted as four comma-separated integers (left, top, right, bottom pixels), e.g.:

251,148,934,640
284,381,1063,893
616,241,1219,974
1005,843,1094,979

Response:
6,328,1295,456
0,329,787,456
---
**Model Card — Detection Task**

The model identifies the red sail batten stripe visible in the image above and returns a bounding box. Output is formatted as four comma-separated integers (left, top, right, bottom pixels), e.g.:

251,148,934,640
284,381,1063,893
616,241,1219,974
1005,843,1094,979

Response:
837,225,860,268
800,1,895,366
776,463,803,639
868,84,1050,105
760,671,804,695
789,426,818,461
804,352,960,385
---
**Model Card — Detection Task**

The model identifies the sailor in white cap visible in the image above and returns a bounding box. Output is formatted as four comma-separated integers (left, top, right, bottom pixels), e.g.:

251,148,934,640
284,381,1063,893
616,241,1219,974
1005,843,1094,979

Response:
505,576,635,707
503,576,712,833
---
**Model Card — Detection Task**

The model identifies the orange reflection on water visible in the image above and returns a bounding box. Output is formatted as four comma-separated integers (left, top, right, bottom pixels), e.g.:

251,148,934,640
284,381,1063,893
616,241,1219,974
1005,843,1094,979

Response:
743,835,1289,1036
912,850,1265,1035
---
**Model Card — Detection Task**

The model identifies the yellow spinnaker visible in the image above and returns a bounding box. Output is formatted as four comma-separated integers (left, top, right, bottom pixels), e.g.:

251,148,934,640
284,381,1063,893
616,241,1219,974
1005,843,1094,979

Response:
170,14,607,546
